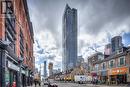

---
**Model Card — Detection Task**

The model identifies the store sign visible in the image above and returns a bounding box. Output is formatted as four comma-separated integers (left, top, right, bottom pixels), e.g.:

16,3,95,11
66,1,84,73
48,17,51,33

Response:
108,67,128,75
8,61,19,71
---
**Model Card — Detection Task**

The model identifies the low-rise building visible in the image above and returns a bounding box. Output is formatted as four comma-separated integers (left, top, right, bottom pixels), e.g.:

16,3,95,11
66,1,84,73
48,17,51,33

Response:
48,62,53,76
92,47,130,84
88,52,104,74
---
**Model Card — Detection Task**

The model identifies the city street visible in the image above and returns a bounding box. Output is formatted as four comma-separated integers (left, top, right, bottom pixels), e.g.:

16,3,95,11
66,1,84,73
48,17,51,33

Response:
27,82,129,87
0,0,130,87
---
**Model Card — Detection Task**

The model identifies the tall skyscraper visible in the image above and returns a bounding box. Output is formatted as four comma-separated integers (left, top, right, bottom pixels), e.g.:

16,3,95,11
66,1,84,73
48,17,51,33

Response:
62,4,77,71
48,62,53,76
44,61,47,77
111,36,123,53
76,56,84,67
104,43,112,55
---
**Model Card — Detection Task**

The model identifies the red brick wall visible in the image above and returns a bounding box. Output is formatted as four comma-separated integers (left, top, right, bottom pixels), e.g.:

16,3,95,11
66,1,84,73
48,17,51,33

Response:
126,52,130,67
0,0,34,71
14,0,34,70
0,2,5,40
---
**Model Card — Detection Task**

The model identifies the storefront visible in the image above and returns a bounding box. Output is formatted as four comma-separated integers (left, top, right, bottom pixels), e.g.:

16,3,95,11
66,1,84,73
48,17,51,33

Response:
26,69,34,86
0,47,28,87
6,60,19,87
7,62,28,87
108,67,128,84
0,46,20,87
21,69,26,87
101,70,108,84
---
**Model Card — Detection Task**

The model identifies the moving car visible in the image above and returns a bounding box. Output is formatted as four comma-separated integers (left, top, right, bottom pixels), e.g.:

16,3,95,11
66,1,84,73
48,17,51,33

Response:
48,83,58,87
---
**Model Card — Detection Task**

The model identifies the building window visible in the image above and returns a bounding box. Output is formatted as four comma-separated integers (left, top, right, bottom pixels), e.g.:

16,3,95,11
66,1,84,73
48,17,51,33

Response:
119,57,125,66
1,1,14,14
26,43,28,56
4,1,16,53
19,29,24,58
98,54,104,60
20,52,24,58
5,20,15,53
102,62,106,70
95,64,98,71
109,60,114,68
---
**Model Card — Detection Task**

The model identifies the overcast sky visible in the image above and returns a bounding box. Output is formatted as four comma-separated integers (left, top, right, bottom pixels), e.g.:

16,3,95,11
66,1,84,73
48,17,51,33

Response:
27,0,130,73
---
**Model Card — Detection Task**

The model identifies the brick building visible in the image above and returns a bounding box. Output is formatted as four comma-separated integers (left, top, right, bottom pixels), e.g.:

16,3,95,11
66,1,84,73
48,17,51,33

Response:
87,36,130,85
0,0,34,87
88,52,104,73
92,47,130,84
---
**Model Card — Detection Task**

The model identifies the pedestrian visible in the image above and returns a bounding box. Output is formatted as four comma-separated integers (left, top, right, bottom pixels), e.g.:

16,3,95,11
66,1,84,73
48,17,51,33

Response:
48,82,51,87
12,81,16,87
117,78,120,84
95,78,98,85
38,81,41,86
30,78,32,86
34,80,37,87
107,78,110,85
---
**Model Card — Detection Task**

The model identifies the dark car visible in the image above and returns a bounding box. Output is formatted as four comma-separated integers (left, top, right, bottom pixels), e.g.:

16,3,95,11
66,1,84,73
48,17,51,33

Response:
48,82,58,87
44,81,49,85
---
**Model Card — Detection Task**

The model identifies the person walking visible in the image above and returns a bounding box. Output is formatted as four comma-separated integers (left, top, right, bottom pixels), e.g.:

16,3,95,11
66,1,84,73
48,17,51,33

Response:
34,80,37,87
12,81,16,87
38,81,41,86
107,78,110,85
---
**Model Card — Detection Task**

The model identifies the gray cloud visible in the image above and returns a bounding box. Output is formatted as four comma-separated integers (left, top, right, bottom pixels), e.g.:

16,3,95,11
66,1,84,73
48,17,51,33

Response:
46,54,56,60
28,0,130,68
79,0,130,35
28,0,130,44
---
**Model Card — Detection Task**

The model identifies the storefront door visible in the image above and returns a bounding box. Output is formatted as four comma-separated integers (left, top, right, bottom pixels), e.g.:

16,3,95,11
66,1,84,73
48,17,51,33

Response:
117,74,127,84
9,70,17,86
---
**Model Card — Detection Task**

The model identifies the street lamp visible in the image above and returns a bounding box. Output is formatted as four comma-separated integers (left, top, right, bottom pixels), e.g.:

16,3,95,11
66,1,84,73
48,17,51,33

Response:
18,57,24,87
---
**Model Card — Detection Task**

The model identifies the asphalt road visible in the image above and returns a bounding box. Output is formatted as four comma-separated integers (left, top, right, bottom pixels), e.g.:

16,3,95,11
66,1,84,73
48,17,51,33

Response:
28,82,129,87
43,82,95,87
54,82,98,87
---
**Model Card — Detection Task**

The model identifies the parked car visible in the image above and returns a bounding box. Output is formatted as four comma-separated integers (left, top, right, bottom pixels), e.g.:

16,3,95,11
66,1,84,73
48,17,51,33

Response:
48,82,58,87
74,75,87,84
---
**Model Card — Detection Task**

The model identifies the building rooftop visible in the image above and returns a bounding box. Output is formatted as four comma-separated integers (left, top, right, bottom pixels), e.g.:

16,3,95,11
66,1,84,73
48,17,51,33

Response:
93,47,130,64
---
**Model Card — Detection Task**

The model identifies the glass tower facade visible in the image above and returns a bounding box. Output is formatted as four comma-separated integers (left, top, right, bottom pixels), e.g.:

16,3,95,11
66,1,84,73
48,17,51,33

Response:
111,36,123,53
62,4,77,71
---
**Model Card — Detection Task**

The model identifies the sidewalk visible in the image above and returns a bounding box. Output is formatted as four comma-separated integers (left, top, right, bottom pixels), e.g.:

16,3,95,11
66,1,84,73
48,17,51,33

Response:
27,82,44,87
27,84,43,87
27,84,42,87
86,84,130,87
27,83,130,87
